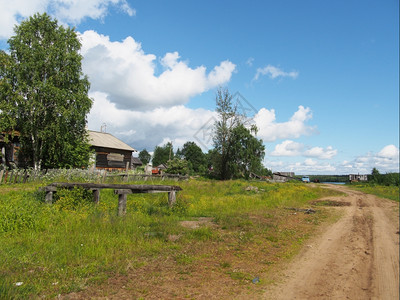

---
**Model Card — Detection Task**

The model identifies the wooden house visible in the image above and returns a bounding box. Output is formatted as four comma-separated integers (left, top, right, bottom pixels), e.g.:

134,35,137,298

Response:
131,157,143,169
0,132,20,168
349,174,368,182
273,172,296,182
88,131,137,171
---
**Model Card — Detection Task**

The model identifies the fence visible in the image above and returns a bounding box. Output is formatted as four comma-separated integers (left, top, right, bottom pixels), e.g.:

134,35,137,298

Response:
0,168,189,185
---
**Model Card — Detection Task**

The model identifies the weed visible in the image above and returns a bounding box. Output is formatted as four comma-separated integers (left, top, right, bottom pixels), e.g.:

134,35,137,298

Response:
0,178,343,298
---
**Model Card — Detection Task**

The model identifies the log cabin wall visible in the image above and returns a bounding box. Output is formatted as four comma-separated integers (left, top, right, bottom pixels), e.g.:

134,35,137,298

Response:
93,147,132,170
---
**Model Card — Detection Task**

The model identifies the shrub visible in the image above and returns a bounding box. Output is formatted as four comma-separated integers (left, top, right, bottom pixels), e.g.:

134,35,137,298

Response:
53,187,94,211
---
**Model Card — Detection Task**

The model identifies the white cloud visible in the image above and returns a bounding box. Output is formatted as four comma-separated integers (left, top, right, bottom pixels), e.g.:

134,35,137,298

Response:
265,158,336,174
254,64,298,80
88,92,321,154
0,0,134,39
377,145,399,160
270,141,337,160
254,106,317,142
246,57,254,67
87,92,217,151
52,0,135,24
80,30,236,110
344,145,400,174
304,146,337,159
270,140,303,156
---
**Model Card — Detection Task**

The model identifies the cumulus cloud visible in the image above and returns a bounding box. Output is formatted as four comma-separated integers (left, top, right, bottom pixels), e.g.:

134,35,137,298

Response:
304,146,337,159
254,64,298,80
254,106,317,142
270,140,337,160
270,140,304,156
87,92,321,153
377,145,399,160
87,92,217,151
265,158,337,174
342,145,400,174
0,0,134,39
80,30,236,110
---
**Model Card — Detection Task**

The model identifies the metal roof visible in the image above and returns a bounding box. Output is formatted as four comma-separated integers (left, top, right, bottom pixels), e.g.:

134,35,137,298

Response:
88,131,136,152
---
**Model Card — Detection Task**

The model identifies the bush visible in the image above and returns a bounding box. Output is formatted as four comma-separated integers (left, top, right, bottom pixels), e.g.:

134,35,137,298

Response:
53,187,94,211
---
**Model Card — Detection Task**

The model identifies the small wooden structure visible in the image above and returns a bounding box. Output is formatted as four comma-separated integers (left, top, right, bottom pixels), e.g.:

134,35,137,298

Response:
0,131,20,168
131,157,143,169
273,172,300,182
349,174,368,182
42,182,182,216
88,131,137,171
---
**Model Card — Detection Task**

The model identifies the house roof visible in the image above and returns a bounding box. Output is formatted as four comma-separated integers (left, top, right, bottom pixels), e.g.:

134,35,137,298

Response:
131,157,143,165
88,130,136,152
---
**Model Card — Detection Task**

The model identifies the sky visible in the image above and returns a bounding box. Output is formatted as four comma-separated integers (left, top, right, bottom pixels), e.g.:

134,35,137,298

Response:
0,0,399,175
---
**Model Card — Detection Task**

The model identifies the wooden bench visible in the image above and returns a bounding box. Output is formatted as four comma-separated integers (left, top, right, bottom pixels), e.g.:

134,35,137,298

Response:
42,182,182,215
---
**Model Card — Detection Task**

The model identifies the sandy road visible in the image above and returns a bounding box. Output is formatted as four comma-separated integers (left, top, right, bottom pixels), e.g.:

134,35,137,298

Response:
265,184,399,300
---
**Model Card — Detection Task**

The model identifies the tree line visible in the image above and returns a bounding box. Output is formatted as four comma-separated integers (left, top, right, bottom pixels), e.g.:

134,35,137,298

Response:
1,13,271,180
369,168,399,186
139,88,272,179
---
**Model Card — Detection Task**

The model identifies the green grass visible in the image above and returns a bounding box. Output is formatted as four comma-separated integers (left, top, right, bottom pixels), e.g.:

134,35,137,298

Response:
347,183,399,202
0,178,342,298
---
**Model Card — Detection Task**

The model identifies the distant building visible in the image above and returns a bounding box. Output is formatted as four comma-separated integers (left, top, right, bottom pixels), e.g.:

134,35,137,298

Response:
349,174,368,182
273,172,295,182
0,132,20,168
88,130,137,171
131,157,143,169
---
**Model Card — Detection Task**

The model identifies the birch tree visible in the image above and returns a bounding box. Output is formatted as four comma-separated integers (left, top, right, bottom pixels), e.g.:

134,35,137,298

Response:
1,13,92,169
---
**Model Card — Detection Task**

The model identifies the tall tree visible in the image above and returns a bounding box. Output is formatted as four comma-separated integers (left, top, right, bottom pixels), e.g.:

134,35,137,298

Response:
0,13,92,169
228,124,265,178
212,88,265,179
180,141,207,173
138,149,151,165
212,88,240,179
152,142,173,166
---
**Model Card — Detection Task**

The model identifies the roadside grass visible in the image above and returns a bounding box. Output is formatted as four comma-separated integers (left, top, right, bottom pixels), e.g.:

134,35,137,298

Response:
0,179,342,299
347,184,399,202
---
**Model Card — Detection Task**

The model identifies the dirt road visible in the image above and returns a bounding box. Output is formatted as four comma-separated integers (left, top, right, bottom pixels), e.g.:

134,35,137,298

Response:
265,184,399,300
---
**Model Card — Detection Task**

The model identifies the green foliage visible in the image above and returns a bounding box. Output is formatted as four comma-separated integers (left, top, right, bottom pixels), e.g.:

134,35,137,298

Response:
53,187,94,211
152,142,173,166
348,184,399,202
1,13,92,170
228,124,265,178
138,149,151,166
212,88,265,179
0,179,342,298
368,169,399,186
165,158,189,175
305,175,348,183
179,141,207,174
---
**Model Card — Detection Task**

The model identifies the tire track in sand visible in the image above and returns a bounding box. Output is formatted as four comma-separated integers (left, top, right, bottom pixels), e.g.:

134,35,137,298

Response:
265,184,399,300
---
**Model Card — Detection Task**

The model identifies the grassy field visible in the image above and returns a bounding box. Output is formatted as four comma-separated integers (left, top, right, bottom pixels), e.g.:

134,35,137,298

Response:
0,179,343,299
346,183,399,202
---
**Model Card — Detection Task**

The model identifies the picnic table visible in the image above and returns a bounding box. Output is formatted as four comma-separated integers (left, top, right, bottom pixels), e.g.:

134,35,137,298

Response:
42,182,182,215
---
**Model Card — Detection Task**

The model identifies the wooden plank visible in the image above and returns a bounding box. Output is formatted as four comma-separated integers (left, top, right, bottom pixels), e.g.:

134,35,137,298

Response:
118,194,127,216
114,189,133,195
8,171,14,184
23,170,29,183
14,171,20,183
0,169,4,184
92,189,100,204
48,182,182,191
45,191,53,204
168,191,176,207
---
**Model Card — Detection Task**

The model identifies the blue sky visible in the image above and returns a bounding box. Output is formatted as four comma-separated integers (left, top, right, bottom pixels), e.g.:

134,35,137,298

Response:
1,0,398,174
